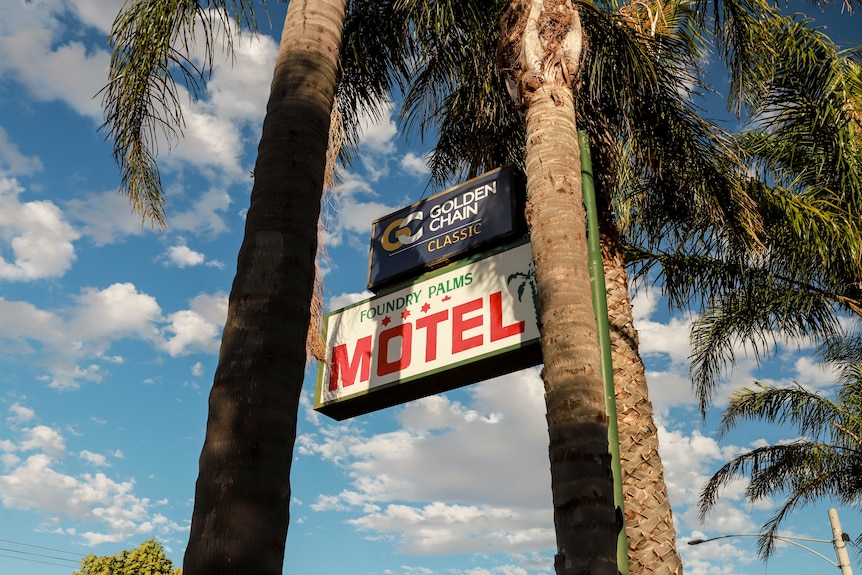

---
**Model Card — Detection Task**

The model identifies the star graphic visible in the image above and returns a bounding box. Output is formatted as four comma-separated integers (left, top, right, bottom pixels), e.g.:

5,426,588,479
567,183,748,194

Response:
381,315,392,326
421,302,431,313
401,309,411,320
442,295,451,302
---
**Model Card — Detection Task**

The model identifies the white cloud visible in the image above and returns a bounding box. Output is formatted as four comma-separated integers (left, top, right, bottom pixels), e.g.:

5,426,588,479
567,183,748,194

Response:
191,361,205,377
793,356,839,391
636,314,696,366
0,410,186,545
19,425,66,457
680,534,758,575
0,176,79,280
328,291,373,311
400,152,429,178
323,171,397,249
167,241,206,268
358,103,398,156
0,284,226,389
64,190,149,246
170,187,235,237
0,125,43,176
0,14,109,119
299,369,554,556
348,502,553,555
161,292,227,356
0,1,275,204
69,284,162,349
79,450,110,467
0,453,164,544
161,310,220,356
69,0,126,34
7,402,35,425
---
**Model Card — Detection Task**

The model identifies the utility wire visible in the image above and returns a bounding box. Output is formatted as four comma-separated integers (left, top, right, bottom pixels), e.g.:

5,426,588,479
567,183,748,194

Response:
0,545,80,563
0,538,80,557
0,538,81,571
0,552,78,569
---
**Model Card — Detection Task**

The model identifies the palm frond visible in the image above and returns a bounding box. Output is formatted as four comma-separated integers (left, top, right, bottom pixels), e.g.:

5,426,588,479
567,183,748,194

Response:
337,0,416,165
101,0,259,227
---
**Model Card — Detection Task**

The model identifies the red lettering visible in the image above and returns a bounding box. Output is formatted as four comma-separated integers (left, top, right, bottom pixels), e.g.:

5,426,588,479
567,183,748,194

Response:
377,323,413,376
329,336,372,390
489,291,525,341
415,310,449,361
452,298,483,353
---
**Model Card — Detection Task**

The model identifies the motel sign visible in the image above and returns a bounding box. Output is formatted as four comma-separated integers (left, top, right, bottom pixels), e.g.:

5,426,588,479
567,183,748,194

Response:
367,166,524,291
315,241,540,420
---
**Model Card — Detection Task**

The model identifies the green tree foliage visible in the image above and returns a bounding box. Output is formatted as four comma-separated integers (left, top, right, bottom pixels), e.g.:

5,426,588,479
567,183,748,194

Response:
633,14,862,413
396,0,779,572
74,538,181,575
680,12,862,559
699,337,862,557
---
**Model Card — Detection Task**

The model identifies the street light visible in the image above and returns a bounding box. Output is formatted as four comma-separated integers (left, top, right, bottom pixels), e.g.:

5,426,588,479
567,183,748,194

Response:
687,508,853,575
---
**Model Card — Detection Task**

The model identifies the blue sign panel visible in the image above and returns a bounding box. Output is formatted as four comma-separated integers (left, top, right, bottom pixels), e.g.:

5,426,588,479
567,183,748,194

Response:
367,167,523,291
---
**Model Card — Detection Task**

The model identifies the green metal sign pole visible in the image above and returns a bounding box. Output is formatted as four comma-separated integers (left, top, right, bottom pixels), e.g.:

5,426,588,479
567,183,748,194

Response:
580,130,629,575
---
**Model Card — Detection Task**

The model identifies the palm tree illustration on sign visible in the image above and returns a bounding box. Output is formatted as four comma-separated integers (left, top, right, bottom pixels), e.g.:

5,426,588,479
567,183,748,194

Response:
507,259,539,326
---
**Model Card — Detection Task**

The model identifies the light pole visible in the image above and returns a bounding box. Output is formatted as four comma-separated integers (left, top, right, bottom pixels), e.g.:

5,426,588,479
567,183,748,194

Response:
687,508,853,575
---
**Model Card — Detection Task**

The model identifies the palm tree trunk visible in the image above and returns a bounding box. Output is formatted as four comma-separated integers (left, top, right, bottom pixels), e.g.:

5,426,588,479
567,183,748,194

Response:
601,224,682,575
521,53,617,575
500,1,617,572
183,1,347,573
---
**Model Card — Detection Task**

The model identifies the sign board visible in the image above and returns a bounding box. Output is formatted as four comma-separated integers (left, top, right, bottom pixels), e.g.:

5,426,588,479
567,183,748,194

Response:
316,241,541,420
367,166,524,292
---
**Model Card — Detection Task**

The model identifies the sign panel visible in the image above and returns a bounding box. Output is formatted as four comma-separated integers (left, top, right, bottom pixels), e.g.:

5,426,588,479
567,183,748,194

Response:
367,166,523,291
316,241,541,420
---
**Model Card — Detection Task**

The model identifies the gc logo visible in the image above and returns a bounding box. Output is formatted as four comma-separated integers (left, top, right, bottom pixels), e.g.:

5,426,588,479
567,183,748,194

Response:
381,211,424,252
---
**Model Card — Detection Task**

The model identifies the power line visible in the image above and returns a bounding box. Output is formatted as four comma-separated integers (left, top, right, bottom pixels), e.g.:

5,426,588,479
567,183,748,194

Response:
0,552,78,569
0,538,80,557
0,546,80,564
0,538,82,572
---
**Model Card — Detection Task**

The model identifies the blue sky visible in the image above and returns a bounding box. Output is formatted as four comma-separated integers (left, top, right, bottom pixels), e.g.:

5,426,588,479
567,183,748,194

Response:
0,1,859,575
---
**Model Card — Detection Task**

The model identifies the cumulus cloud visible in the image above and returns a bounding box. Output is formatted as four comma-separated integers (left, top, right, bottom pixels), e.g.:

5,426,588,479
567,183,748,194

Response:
0,125,43,176
0,2,110,119
400,152,429,178
0,0,275,222
0,176,79,280
323,171,398,249
298,369,554,557
0,404,185,545
328,290,374,311
19,425,66,457
79,450,110,467
166,241,207,268
161,292,228,356
0,453,162,545
64,190,149,246
355,103,399,182
170,187,235,237
0,284,227,389
69,284,162,350
7,402,35,425
191,361,205,377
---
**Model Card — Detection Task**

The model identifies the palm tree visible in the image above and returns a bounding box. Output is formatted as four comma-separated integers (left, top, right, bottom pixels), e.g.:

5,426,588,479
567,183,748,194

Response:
679,16,862,557
102,1,411,573
699,339,862,557
399,0,772,573
633,14,862,413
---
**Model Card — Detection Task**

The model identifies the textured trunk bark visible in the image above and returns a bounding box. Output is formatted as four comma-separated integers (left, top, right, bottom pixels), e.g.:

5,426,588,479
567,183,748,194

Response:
525,88,617,575
505,2,617,571
183,1,347,573
601,223,682,575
